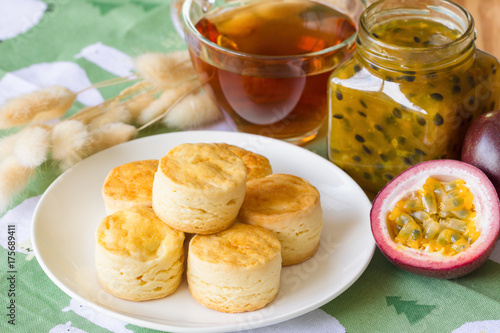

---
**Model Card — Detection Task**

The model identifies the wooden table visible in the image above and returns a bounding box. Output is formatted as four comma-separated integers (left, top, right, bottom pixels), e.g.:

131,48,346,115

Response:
456,0,499,60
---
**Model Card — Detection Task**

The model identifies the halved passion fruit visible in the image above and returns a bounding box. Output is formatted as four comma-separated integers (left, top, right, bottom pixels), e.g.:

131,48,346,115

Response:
371,160,500,279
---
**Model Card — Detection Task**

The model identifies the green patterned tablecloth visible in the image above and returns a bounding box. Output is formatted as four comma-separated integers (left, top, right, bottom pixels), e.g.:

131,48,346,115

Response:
1,1,500,332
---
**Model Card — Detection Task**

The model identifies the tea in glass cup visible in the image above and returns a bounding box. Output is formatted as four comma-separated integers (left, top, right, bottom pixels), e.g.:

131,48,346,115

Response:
181,0,364,144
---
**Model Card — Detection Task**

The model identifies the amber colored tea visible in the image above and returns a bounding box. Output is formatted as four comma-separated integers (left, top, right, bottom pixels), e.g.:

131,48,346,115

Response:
190,0,357,144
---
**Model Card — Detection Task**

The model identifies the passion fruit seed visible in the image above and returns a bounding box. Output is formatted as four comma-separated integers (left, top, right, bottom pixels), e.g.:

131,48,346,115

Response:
433,113,444,126
355,134,365,143
335,90,343,100
392,108,402,119
468,75,476,88
430,93,443,101
387,177,479,256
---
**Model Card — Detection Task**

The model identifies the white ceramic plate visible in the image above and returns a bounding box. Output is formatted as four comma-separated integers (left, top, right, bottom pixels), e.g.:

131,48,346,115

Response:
32,131,375,332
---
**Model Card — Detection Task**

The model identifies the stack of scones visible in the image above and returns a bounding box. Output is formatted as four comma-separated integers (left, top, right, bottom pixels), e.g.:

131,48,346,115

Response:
95,142,323,312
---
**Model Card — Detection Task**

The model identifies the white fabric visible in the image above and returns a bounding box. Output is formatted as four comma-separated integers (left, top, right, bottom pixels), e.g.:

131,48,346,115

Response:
0,0,46,40
75,42,136,77
0,62,104,106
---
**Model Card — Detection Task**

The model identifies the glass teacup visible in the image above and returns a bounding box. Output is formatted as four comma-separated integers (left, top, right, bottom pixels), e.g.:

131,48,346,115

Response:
175,0,368,144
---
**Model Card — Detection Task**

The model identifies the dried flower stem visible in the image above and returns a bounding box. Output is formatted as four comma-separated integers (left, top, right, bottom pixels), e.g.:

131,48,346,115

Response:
68,103,110,124
88,105,131,130
81,74,139,91
69,81,159,125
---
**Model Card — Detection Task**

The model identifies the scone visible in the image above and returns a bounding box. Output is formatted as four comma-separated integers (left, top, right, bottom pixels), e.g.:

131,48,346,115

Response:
187,223,281,313
95,207,185,301
215,143,272,181
238,174,323,266
102,159,159,215
152,143,247,234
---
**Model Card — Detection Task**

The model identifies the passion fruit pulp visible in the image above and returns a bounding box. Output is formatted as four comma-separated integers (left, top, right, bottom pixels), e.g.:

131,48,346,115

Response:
371,160,500,279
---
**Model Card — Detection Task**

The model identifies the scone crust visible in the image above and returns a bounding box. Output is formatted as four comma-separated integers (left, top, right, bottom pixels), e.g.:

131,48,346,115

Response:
102,159,158,214
160,143,246,190
153,143,247,234
238,174,323,265
215,143,272,181
189,223,281,268
187,223,281,313
95,207,185,301
238,174,320,223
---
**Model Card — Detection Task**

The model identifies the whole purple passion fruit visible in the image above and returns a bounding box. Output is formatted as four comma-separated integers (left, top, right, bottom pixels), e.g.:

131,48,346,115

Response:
370,160,500,279
462,110,500,196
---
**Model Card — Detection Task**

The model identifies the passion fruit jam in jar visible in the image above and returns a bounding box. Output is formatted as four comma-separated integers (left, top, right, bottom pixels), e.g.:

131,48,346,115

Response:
327,0,500,195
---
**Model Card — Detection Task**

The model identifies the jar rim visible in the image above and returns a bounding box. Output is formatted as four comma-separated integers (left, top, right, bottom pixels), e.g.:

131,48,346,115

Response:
181,0,361,61
357,0,476,70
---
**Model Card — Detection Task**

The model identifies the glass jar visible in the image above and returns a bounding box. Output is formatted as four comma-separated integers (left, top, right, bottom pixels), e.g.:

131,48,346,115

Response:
327,0,500,195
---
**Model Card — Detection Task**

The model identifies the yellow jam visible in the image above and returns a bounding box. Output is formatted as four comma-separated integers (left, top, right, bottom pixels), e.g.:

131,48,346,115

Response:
328,17,500,194
371,18,461,47
387,177,480,255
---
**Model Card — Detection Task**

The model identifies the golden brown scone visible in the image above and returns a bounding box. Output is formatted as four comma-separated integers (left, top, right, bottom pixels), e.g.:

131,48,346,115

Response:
102,159,159,215
187,223,281,313
215,143,272,181
95,207,185,301
152,143,247,234
238,174,323,266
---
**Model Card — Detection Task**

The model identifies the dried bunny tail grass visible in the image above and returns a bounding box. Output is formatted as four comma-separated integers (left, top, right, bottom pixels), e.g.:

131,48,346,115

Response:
0,86,76,128
54,122,138,170
0,157,32,214
116,80,152,99
50,120,90,163
0,132,21,160
137,79,201,126
70,81,156,125
69,102,113,124
162,89,222,129
88,104,132,130
114,80,157,121
123,90,156,121
14,125,50,168
86,123,138,154
134,51,197,89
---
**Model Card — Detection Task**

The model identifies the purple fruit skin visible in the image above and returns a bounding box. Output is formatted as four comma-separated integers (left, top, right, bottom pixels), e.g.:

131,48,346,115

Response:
462,110,500,196
371,159,500,279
